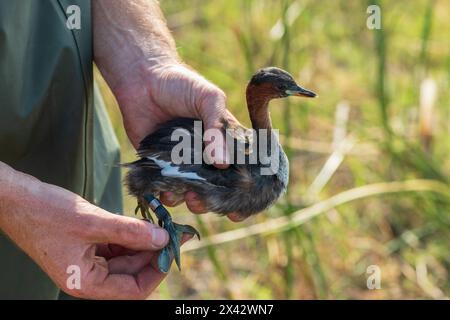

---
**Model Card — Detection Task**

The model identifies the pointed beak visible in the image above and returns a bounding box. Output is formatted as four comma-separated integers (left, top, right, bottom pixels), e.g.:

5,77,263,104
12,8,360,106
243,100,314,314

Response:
285,85,317,98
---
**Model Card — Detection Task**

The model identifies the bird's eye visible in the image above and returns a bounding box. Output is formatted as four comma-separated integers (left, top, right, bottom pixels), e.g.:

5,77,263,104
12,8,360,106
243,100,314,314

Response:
276,84,287,91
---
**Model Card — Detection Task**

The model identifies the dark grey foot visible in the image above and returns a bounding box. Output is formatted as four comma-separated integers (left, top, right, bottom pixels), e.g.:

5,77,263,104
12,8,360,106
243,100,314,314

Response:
135,197,154,223
143,194,200,273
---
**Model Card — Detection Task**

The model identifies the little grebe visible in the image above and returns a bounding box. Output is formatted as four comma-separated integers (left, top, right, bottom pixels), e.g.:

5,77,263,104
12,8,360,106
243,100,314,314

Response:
126,67,316,272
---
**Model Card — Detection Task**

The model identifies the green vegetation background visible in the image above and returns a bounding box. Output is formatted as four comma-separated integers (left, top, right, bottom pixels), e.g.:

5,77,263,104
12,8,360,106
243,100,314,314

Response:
95,0,450,299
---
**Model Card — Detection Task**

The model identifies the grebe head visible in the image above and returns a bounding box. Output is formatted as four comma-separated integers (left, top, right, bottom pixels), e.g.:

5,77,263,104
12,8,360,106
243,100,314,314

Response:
247,67,317,99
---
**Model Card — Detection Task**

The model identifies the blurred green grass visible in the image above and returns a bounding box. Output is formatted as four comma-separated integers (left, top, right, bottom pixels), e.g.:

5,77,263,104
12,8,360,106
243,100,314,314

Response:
95,0,450,299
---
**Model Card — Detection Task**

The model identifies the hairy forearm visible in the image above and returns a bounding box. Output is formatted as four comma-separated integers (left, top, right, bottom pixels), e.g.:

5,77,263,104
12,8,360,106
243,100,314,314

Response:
93,0,180,90
0,161,40,230
0,161,92,255
0,162,46,251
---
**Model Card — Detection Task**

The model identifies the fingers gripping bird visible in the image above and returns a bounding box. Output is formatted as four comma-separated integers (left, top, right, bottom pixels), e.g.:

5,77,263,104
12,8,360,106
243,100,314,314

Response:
125,67,317,273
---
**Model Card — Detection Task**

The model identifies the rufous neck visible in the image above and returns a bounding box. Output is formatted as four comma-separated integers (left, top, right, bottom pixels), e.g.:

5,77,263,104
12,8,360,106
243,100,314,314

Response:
246,86,272,130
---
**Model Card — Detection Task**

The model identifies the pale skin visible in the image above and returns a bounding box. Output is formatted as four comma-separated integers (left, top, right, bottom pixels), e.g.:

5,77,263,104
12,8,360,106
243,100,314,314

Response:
0,0,242,300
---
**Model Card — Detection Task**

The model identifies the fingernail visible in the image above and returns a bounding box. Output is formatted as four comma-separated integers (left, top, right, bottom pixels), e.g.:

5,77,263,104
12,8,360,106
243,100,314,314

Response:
152,228,168,247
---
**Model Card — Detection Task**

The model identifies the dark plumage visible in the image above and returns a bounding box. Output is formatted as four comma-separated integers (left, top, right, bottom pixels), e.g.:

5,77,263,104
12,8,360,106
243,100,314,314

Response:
126,67,316,220
126,118,289,218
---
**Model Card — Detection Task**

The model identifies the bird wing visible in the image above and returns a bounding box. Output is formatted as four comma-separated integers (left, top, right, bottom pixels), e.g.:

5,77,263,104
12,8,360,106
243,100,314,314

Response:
135,118,253,190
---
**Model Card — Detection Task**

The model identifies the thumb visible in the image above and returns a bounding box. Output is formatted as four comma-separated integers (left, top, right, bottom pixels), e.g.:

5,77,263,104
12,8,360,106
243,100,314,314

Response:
199,91,231,169
94,214,169,251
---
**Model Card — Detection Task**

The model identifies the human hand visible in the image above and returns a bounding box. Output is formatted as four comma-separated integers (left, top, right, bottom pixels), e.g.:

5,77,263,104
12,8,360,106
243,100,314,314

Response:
0,162,189,299
113,63,244,222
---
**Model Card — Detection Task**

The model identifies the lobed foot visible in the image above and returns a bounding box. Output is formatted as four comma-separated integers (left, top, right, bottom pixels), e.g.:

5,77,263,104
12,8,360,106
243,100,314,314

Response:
142,194,200,273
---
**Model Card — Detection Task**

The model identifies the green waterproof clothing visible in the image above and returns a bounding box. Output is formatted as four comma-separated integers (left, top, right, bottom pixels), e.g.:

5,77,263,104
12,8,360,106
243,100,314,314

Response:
0,0,122,299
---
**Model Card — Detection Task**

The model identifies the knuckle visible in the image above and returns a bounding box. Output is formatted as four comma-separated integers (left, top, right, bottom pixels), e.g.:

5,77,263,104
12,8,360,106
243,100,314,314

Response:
202,86,227,107
186,201,206,214
68,203,103,239
83,215,103,237
160,193,174,206
122,219,144,241
212,87,227,102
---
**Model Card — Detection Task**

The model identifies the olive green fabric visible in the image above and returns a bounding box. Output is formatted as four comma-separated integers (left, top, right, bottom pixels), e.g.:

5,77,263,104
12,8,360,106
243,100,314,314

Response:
0,0,122,299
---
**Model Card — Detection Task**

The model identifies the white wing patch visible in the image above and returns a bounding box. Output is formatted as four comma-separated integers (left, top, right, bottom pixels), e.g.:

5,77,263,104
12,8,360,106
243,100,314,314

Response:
147,156,206,181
